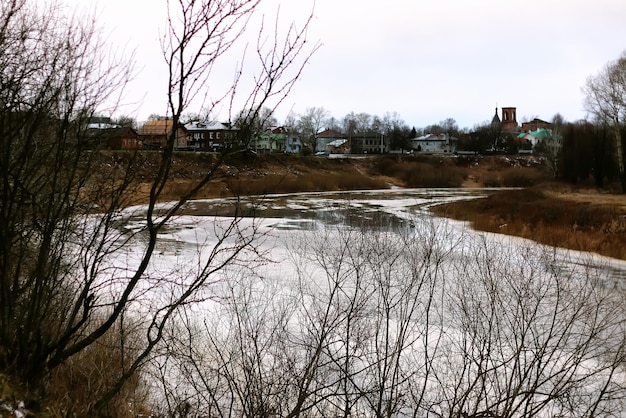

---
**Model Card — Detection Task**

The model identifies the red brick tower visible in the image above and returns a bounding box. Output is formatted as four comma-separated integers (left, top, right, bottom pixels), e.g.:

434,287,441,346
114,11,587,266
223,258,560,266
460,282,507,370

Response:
501,107,518,132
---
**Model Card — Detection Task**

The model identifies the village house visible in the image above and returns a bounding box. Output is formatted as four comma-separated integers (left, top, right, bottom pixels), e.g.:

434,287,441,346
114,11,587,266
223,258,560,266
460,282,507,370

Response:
352,133,388,154
284,131,303,154
250,126,289,153
411,133,456,153
315,129,348,153
521,118,552,133
259,126,302,154
105,127,142,150
517,128,548,147
137,119,189,150
185,121,237,151
86,118,119,131
327,139,350,154
518,127,561,152
86,118,142,150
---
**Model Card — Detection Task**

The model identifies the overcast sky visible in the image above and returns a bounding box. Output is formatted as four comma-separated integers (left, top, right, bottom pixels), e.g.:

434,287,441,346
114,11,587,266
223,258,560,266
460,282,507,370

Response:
62,0,626,130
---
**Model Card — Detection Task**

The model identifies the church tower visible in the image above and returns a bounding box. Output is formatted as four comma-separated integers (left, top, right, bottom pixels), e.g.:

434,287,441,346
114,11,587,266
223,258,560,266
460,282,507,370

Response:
501,107,518,132
491,107,500,126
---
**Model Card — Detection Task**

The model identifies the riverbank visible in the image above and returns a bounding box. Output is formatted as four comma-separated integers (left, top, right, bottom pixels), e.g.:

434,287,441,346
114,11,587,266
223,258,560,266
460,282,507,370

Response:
431,185,626,260
91,151,626,260
95,152,547,205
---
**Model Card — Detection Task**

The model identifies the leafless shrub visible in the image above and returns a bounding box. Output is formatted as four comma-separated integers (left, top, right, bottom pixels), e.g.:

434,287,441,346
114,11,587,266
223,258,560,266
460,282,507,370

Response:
147,215,626,417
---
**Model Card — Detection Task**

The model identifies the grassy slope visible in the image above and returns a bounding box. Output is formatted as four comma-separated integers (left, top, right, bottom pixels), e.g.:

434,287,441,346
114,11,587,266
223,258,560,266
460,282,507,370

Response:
92,152,547,204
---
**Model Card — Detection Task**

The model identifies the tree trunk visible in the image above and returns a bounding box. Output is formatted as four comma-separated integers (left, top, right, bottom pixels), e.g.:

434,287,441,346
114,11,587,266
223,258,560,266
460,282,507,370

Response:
613,119,626,193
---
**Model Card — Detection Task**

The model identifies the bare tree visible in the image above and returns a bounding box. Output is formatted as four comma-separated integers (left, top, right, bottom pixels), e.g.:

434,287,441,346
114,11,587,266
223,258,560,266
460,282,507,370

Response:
0,0,316,414
91,0,317,412
145,219,444,417
297,106,330,149
423,117,460,138
114,115,138,129
234,106,278,142
382,113,412,152
0,0,132,387
584,51,626,192
547,113,564,177
535,113,565,178
436,238,626,417
283,109,297,129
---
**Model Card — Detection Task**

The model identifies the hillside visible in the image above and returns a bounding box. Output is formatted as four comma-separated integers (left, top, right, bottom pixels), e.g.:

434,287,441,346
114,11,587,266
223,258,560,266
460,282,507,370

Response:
91,152,548,206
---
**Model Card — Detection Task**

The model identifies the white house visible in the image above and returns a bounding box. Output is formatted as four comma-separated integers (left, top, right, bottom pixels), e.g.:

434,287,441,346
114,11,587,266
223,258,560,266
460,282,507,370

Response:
410,133,456,153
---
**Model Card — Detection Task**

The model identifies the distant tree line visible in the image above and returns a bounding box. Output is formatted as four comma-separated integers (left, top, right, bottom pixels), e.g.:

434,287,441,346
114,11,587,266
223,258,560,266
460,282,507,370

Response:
281,51,626,194
229,107,465,153
580,51,626,192
520,51,626,192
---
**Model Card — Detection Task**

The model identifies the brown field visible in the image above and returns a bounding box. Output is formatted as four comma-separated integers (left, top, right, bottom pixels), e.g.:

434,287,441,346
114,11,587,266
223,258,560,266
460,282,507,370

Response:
89,151,626,259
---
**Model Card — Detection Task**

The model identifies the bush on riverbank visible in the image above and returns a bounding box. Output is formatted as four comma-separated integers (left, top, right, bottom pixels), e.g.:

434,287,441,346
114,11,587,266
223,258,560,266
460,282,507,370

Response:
374,155,468,187
482,167,548,187
373,154,549,188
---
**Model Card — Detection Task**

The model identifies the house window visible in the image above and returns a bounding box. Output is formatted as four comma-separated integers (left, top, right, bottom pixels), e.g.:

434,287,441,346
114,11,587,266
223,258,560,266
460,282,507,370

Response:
504,111,509,121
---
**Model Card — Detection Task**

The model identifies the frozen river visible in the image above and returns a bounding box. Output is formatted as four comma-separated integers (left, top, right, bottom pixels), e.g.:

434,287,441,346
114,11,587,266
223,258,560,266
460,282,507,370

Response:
116,188,626,417
130,187,626,285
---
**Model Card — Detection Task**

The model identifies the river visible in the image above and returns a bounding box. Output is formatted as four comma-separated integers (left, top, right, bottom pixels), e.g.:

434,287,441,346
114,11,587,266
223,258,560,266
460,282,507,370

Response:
136,187,626,285
116,188,626,416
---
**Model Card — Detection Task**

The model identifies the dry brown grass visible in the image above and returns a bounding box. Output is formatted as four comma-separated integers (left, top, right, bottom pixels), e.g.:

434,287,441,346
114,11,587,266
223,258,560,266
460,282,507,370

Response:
44,322,150,417
224,170,389,196
0,326,149,417
482,167,547,187
373,154,549,188
374,155,468,187
89,152,396,205
88,152,551,205
432,188,626,260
